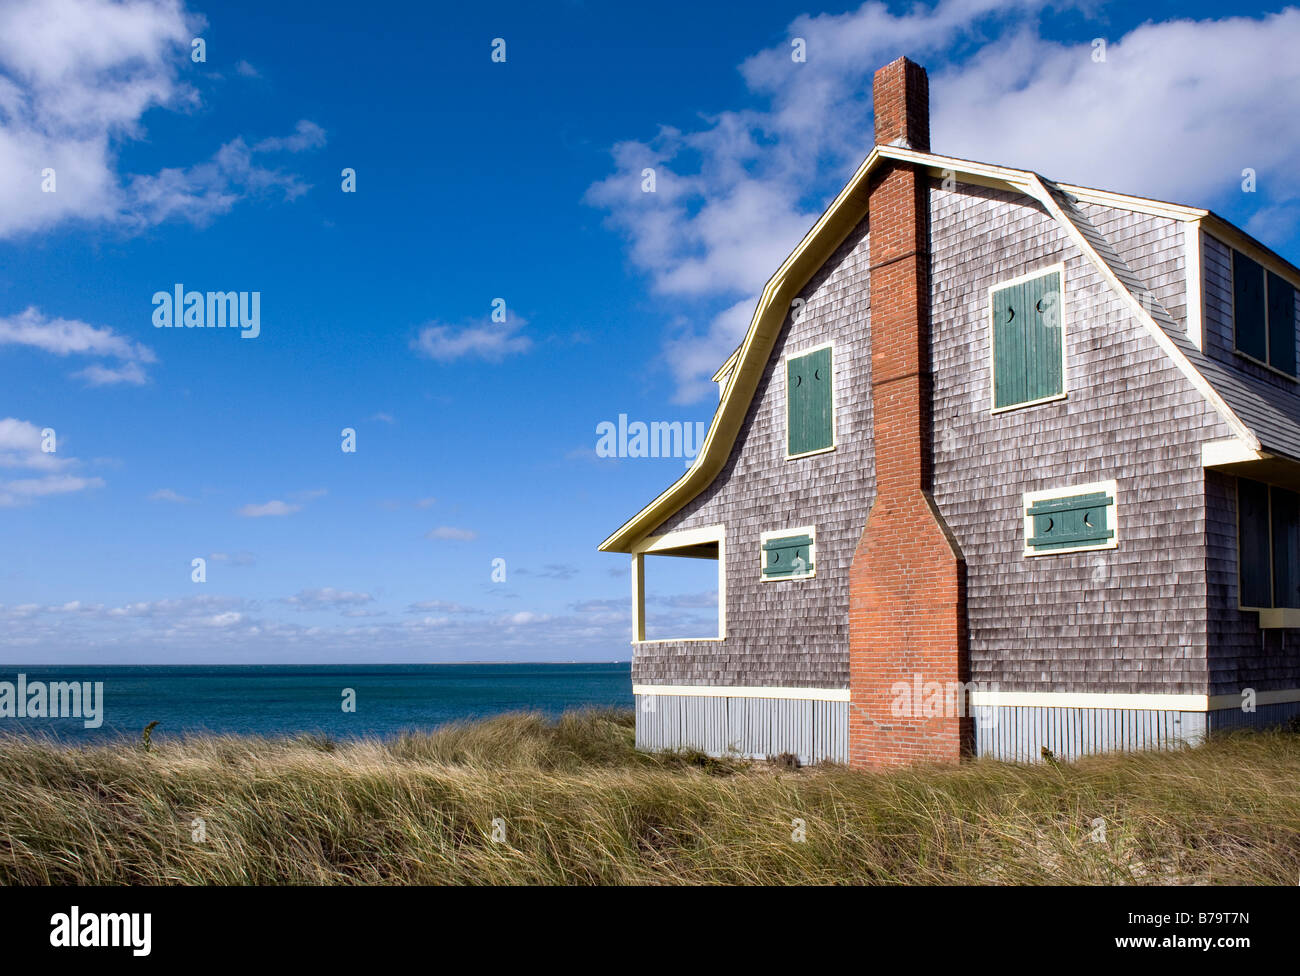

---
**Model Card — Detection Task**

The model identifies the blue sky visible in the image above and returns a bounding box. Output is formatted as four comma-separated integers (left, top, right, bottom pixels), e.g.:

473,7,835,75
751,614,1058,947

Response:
2,0,1299,663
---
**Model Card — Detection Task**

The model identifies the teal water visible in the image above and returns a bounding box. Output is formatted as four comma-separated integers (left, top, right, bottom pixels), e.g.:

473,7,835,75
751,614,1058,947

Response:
0,663,633,743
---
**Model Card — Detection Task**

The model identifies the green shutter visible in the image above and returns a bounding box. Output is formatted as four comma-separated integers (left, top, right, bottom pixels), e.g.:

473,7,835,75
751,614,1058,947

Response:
1238,478,1272,608
1233,251,1267,362
762,534,814,578
787,347,833,456
1267,271,1296,375
992,271,1063,410
1026,491,1113,552
1271,486,1300,609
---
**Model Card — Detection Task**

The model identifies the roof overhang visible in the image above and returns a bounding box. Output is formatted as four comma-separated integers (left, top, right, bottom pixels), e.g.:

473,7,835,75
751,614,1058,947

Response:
1203,438,1300,492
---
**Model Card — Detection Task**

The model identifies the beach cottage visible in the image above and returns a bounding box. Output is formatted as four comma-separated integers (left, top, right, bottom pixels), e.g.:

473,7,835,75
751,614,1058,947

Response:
600,57,1300,767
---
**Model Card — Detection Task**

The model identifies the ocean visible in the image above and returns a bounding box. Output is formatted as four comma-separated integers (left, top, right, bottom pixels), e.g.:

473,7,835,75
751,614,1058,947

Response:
0,663,633,744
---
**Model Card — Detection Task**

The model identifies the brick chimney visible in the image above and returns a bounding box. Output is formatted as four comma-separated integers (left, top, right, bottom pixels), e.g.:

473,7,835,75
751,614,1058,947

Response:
848,57,970,767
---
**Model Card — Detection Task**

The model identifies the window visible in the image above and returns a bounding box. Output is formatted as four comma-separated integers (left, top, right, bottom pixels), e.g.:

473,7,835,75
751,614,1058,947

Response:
1023,481,1117,556
1233,249,1297,377
786,345,834,457
990,266,1065,411
1238,477,1300,609
761,527,815,580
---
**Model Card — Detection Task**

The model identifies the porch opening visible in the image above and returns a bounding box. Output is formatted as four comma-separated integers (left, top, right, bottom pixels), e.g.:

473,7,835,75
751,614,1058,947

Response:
630,525,726,642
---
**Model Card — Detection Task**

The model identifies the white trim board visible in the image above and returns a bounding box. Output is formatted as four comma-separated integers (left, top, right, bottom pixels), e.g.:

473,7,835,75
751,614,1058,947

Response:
968,689,1300,711
632,684,850,702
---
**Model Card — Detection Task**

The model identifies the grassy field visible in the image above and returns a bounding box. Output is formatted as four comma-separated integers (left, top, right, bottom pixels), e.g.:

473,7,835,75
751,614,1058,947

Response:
0,709,1297,885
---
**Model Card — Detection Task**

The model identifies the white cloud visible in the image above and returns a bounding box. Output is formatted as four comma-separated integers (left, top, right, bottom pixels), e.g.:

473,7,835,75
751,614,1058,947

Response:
0,417,65,471
149,487,191,503
406,599,479,614
426,526,477,541
234,59,260,79
587,2,1300,402
238,499,300,518
252,119,326,153
282,587,373,610
75,361,149,386
0,473,104,507
505,611,549,626
0,306,155,384
0,417,101,505
0,0,324,238
204,611,243,628
411,316,531,363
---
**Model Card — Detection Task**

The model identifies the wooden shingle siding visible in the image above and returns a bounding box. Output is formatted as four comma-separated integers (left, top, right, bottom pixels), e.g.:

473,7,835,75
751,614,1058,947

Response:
1075,202,1189,330
630,220,874,691
633,693,848,764
929,181,1228,696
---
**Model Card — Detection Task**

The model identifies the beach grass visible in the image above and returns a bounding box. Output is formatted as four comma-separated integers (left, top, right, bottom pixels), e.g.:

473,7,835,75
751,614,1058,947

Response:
0,709,1297,885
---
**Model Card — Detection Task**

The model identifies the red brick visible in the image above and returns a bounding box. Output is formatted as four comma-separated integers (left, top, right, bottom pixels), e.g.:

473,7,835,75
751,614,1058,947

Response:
849,58,968,769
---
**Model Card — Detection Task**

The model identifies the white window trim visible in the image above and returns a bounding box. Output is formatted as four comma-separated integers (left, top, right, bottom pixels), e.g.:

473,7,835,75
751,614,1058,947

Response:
1184,221,1205,352
1022,479,1118,557
630,524,725,643
783,340,838,460
988,262,1068,415
1227,243,1298,383
759,525,816,581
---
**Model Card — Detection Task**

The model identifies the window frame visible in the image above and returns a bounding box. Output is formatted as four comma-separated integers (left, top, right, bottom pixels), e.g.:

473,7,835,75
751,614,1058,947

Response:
630,524,726,644
988,263,1069,415
1230,247,1299,381
783,340,837,460
759,525,817,582
1021,479,1119,557
1235,477,1300,612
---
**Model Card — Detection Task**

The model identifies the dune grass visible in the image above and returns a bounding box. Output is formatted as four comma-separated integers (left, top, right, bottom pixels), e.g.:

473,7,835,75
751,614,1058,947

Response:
0,708,1297,885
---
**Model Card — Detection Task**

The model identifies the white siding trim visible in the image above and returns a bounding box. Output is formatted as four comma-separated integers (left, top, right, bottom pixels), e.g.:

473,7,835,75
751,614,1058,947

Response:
633,684,849,701
969,688,1300,711
1184,220,1204,351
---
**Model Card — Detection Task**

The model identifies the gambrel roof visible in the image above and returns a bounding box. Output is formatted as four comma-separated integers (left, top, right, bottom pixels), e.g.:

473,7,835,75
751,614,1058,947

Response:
600,146,1300,553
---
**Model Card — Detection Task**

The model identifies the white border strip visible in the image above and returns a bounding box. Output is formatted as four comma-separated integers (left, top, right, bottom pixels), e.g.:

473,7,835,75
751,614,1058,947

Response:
635,687,1300,709
969,689,1300,711
632,684,849,702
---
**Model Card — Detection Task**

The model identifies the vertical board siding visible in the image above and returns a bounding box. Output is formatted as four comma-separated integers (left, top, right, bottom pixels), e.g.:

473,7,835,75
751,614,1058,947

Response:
635,694,848,765
975,701,1300,760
